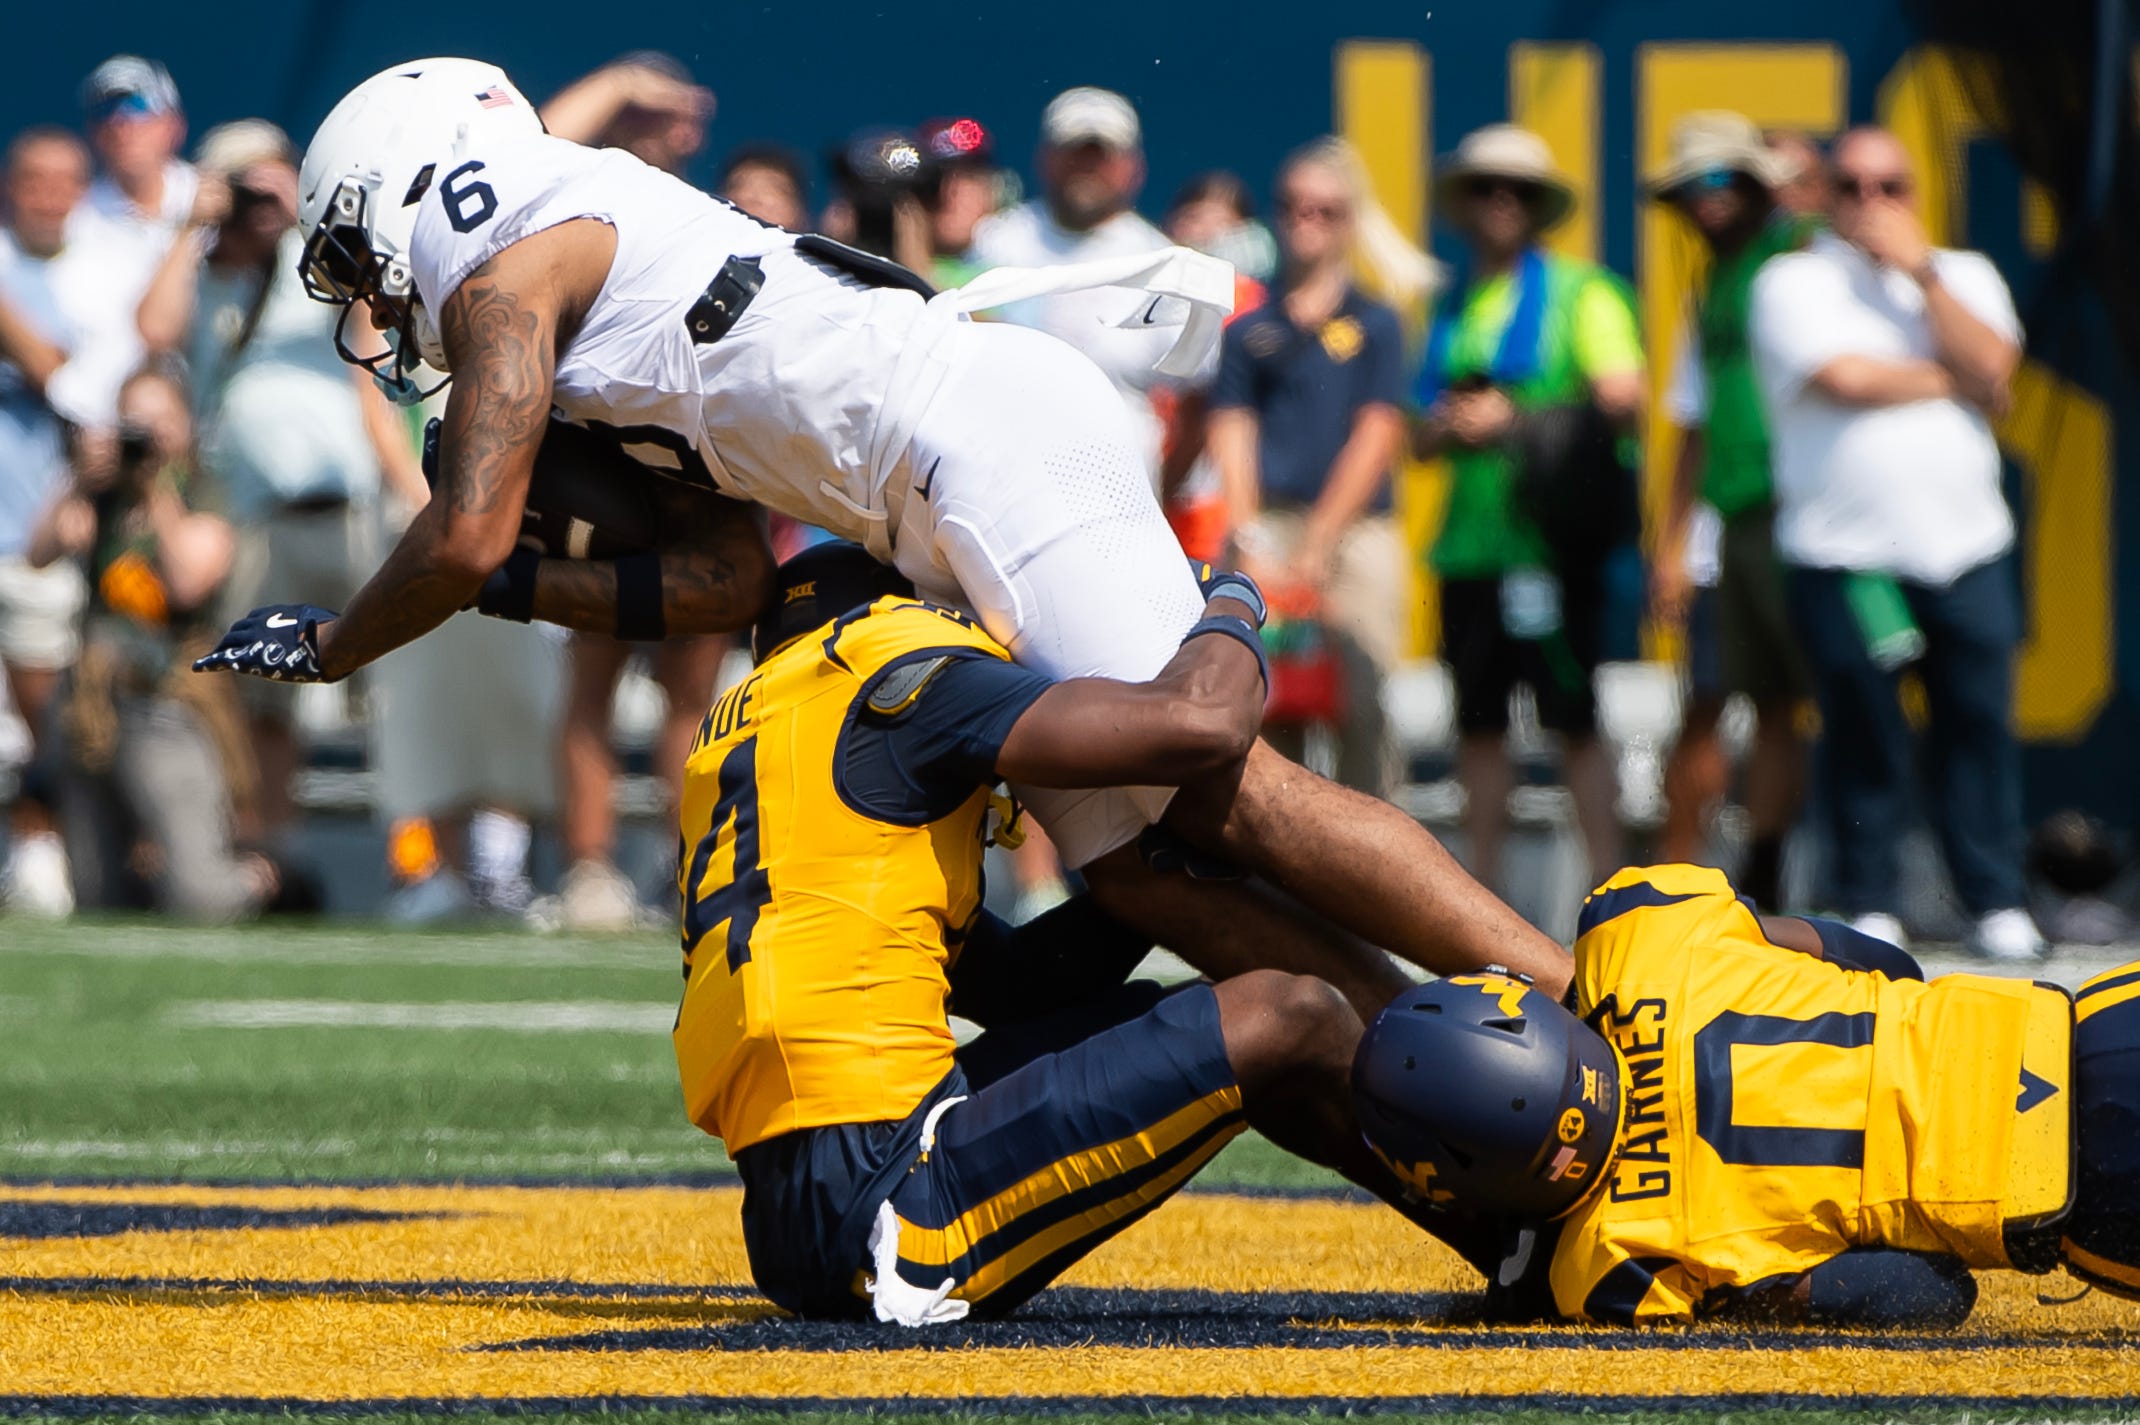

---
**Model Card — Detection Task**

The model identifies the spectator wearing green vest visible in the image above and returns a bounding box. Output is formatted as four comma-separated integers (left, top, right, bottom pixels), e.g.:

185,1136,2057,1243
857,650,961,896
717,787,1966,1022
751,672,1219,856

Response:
1648,113,1820,912
1411,125,1646,901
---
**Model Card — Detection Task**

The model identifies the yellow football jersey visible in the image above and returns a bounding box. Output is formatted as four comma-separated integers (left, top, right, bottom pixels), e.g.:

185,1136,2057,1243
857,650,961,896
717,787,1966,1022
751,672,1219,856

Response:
1553,864,2073,1324
671,597,1015,1153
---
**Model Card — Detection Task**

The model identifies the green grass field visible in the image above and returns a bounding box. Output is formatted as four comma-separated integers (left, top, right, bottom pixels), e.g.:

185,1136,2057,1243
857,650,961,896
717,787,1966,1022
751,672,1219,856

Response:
0,916,1329,1186
6,916,2135,1422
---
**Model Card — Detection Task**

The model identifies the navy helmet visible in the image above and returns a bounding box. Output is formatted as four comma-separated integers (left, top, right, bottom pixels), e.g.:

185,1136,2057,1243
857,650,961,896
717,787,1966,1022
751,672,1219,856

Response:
751,540,915,664
1353,974,1623,1220
2061,984,2140,1299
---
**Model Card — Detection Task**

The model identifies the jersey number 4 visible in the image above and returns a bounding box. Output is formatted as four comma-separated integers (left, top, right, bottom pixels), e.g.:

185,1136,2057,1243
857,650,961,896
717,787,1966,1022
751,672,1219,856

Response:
681,737,773,971
441,161,498,234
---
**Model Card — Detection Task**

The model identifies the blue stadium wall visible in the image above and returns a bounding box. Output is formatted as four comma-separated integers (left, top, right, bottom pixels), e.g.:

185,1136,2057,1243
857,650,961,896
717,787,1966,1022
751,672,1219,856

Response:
10,2,2134,828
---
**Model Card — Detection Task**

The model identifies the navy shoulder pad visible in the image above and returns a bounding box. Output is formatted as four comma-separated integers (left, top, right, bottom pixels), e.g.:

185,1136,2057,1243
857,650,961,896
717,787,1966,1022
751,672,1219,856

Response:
865,653,957,718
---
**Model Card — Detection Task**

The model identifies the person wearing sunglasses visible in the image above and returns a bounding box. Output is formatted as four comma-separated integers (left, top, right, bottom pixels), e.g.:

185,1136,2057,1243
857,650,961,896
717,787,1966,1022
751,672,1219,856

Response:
1748,125,2039,964
62,57,202,428
1645,114,1820,913
1411,125,1647,908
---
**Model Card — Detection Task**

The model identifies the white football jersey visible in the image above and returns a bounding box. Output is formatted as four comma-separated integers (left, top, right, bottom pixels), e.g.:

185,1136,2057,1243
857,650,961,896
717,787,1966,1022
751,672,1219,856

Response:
406,133,929,538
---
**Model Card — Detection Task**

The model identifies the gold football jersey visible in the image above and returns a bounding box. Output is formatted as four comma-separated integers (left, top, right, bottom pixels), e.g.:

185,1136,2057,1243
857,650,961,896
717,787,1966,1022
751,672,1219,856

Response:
671,598,1009,1153
1553,864,2072,1323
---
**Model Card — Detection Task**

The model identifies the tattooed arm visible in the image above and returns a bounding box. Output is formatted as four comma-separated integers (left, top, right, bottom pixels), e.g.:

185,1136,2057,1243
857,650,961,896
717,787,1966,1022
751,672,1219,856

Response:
312,220,616,679
523,492,776,635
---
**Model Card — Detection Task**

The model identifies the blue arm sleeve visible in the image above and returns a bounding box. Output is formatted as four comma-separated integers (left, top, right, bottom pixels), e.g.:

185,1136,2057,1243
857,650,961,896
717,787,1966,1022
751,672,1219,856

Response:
837,651,1053,823
1806,1250,1977,1329
1209,318,1256,411
1807,918,1926,981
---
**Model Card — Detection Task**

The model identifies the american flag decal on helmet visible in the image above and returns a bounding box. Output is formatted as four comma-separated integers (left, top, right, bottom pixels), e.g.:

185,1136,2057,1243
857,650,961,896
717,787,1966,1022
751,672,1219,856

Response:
475,86,513,108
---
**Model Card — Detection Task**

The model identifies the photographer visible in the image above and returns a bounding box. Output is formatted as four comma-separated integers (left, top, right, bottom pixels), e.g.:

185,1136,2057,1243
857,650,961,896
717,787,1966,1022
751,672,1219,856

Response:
825,127,937,273
136,120,416,849
1410,125,1646,902
27,364,275,919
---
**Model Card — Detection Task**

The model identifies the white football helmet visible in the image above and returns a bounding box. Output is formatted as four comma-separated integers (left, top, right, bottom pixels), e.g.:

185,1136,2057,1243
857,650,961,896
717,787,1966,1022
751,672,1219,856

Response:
297,58,541,400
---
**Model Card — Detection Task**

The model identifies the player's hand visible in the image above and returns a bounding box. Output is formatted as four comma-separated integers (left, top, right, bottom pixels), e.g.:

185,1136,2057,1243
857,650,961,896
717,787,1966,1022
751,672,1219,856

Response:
192,604,339,683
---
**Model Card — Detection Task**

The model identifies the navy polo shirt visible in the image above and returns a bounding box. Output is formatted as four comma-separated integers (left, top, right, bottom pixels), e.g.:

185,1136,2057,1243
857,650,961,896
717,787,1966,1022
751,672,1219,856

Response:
1211,287,1406,513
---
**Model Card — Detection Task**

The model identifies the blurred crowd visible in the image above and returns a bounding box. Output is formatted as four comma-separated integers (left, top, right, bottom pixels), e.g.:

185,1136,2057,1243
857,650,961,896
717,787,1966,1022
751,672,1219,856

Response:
0,52,2065,959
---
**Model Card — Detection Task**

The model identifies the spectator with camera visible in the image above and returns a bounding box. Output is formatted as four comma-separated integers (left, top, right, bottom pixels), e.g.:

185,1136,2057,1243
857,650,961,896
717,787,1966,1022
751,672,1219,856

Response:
1208,138,1435,795
1750,126,2039,961
1411,124,1646,901
0,127,96,915
27,364,275,919
136,119,422,850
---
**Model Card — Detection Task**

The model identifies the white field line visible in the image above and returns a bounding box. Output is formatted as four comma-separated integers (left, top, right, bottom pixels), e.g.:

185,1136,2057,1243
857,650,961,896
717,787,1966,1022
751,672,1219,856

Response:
4,924,674,970
163,999,674,1033
2,1136,359,1160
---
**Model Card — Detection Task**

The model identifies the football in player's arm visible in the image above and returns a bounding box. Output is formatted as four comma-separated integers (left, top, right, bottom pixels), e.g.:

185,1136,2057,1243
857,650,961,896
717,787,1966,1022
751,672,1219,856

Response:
1352,863,2140,1329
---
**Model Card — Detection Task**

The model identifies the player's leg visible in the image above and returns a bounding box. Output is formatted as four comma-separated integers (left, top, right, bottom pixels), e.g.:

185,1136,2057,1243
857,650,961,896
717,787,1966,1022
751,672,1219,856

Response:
909,324,1566,992
2062,960,2140,1298
1080,841,1411,1023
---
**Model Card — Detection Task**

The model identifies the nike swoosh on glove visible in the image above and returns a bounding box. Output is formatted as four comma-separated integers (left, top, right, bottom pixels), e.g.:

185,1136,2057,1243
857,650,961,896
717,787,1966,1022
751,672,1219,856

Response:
192,604,339,683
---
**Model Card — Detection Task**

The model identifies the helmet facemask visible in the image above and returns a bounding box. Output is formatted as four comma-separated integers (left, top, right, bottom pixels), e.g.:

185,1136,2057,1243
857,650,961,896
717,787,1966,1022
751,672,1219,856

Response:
299,177,449,405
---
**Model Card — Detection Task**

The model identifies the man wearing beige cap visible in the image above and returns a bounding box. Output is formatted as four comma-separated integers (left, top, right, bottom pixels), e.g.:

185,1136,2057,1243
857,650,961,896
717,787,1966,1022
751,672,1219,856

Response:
969,87,1180,473
137,120,425,849
1410,124,1646,903
966,84,1181,917
1647,113,1818,911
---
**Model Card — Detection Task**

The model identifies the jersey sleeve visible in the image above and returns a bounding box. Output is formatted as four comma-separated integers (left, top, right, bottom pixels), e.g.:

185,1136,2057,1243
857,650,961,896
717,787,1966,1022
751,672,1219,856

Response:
408,138,596,319
835,649,1053,823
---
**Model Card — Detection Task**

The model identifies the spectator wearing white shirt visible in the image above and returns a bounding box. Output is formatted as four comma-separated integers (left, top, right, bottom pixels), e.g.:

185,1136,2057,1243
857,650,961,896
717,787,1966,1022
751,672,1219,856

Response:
0,128,94,915
965,85,1181,921
63,57,200,427
1749,125,2040,962
968,87,1180,486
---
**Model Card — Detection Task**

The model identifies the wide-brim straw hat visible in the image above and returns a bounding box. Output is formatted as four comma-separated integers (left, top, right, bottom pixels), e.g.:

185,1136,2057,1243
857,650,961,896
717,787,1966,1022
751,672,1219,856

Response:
1644,110,1798,199
1434,124,1577,232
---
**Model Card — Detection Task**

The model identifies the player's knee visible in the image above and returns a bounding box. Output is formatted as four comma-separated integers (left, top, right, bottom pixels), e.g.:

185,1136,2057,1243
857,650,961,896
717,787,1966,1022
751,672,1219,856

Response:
1217,970,1360,1089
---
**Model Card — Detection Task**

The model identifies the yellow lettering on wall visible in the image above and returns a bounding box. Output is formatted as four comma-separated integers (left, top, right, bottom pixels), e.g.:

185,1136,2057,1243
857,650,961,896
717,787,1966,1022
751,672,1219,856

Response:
2003,362,2114,741
1511,43,1602,263
1336,39,1443,655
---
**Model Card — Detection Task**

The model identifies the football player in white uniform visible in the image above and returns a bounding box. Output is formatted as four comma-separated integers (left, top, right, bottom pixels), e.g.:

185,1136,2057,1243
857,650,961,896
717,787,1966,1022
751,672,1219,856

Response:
194,59,1566,997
